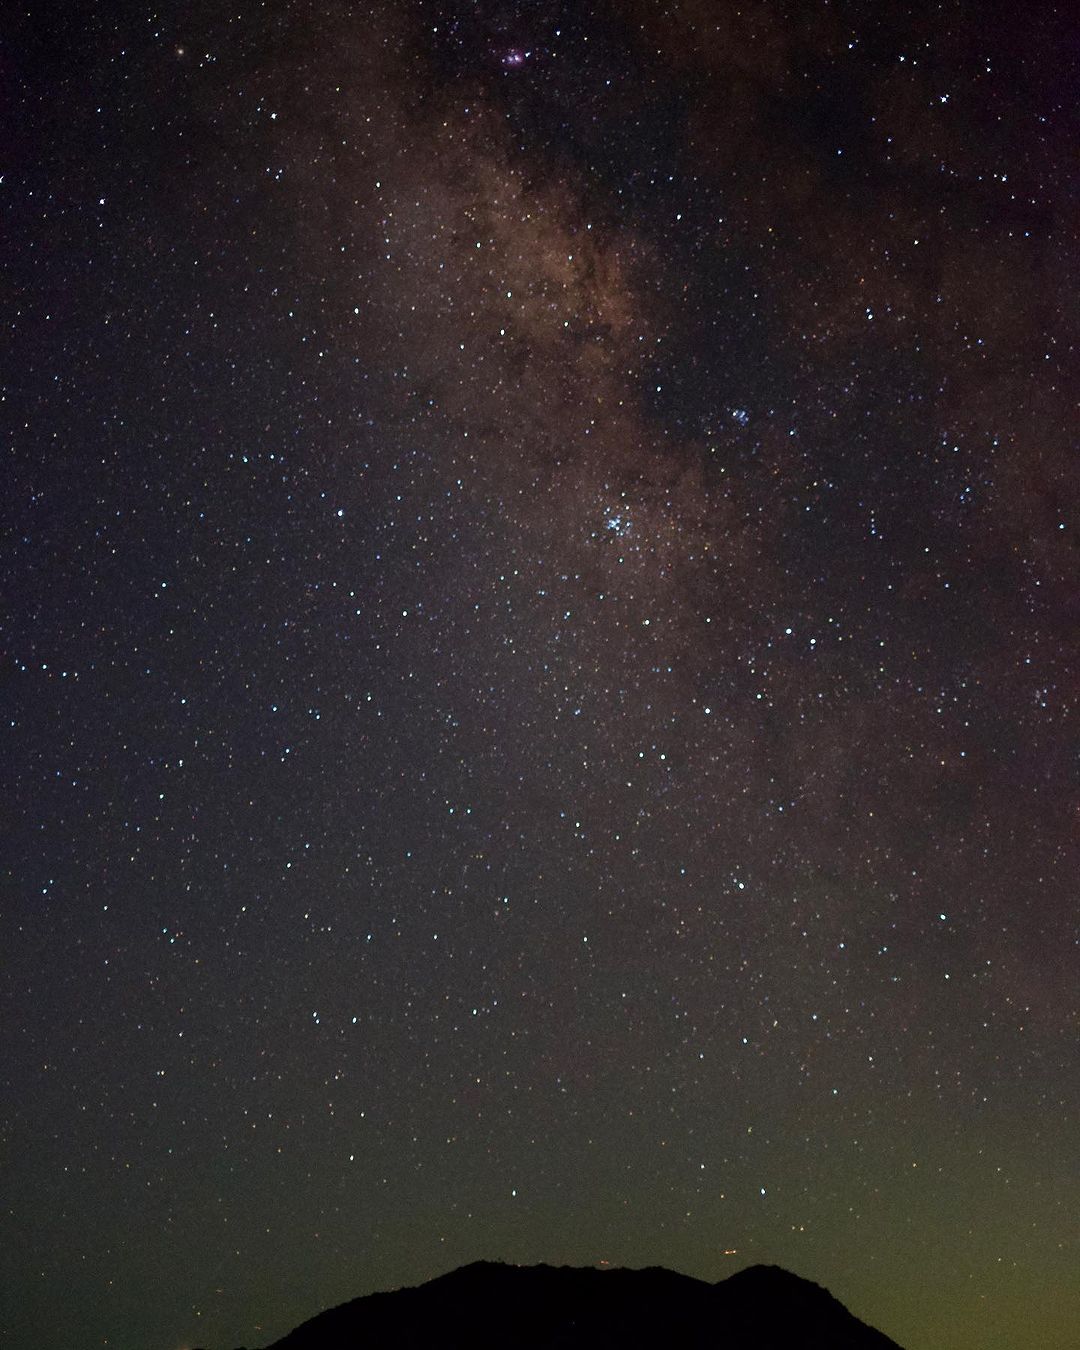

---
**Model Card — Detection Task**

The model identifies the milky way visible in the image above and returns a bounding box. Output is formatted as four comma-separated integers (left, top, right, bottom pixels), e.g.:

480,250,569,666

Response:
3,5,1078,1349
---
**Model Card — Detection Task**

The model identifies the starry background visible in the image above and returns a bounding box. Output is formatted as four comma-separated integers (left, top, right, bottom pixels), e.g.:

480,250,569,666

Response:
3,3,1078,1349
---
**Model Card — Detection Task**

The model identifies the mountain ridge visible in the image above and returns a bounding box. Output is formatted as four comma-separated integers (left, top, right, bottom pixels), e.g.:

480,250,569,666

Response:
197,1258,906,1349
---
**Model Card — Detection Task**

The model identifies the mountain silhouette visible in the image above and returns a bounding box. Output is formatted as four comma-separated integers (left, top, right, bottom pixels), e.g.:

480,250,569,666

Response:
199,1259,906,1349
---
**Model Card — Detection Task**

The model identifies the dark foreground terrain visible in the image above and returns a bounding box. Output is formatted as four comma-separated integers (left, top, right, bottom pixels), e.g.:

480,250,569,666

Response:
201,1259,905,1349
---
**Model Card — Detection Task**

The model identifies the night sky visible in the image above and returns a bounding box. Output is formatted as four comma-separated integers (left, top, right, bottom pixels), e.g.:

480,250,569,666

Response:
3,4,1078,1349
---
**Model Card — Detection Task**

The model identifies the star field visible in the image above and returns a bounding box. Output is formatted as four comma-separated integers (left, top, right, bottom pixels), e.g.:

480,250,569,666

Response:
3,4,1078,1349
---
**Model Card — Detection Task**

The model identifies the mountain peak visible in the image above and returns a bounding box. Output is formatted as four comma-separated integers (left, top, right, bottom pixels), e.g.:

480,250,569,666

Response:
250,1258,904,1349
